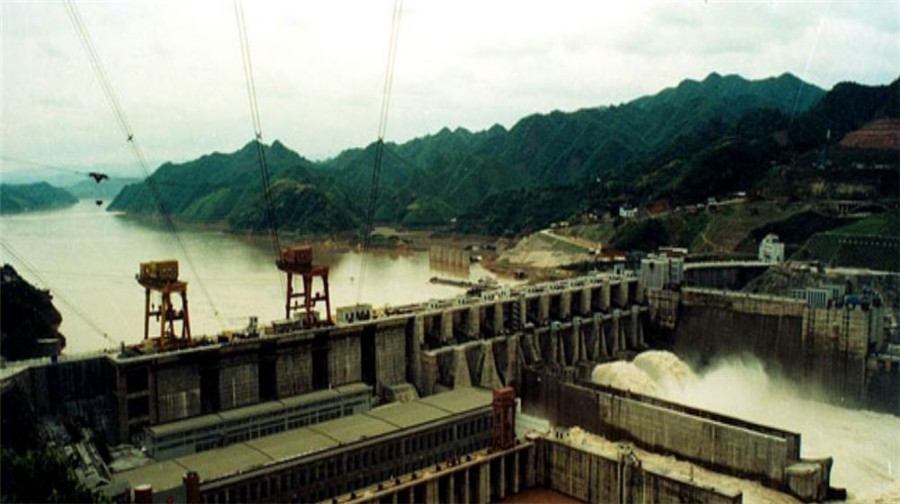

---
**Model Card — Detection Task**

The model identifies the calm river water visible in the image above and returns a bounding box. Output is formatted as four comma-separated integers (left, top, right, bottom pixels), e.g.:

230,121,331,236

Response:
1,201,500,354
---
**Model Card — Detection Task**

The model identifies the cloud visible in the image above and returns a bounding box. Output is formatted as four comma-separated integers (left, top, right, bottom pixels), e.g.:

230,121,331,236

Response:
1,0,897,172
616,3,816,57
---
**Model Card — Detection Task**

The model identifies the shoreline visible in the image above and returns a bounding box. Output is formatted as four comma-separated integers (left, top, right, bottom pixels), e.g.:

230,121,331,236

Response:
113,211,586,281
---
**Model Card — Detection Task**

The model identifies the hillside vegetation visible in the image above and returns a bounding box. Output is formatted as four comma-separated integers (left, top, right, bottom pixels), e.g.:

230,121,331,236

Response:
110,141,360,235
790,211,900,271
0,182,78,214
0,264,67,360
108,73,898,240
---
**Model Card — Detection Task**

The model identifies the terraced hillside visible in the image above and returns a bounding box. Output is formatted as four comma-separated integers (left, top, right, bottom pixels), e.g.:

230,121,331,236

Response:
793,212,900,271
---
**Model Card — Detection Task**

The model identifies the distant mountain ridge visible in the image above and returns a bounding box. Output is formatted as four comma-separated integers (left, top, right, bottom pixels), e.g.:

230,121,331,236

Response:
317,73,826,221
66,176,141,201
110,140,361,234
0,182,78,214
108,72,897,236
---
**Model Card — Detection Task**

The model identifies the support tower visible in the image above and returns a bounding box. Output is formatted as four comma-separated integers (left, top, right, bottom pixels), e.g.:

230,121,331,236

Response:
276,245,333,327
136,260,190,351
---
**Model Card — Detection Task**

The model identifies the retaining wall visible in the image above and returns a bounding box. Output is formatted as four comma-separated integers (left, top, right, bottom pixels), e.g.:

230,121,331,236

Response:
521,370,801,488
535,435,742,504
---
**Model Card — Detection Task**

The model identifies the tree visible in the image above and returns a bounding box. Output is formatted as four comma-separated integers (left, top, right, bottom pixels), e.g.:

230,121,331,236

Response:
0,264,66,360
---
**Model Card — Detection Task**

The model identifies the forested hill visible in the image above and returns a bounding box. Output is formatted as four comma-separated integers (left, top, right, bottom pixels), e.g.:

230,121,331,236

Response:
0,182,78,214
319,72,824,224
109,140,361,234
108,72,900,236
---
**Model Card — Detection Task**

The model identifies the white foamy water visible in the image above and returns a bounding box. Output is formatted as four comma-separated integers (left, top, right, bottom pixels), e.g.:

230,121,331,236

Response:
632,349,699,392
590,360,660,396
592,351,900,503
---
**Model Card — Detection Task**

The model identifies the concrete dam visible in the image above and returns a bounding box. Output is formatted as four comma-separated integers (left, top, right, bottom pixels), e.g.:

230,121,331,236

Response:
5,273,647,444
3,269,896,503
649,287,898,414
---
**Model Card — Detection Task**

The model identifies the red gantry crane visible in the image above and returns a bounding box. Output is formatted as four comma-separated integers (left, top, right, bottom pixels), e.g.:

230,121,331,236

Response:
136,260,191,351
276,245,333,328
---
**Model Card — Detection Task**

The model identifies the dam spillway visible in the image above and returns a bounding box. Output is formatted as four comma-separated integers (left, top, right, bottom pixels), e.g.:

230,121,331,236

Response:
3,270,895,442
2,273,647,444
2,270,896,503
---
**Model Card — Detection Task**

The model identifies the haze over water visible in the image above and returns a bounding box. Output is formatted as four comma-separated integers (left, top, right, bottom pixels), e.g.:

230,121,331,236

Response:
1,200,498,354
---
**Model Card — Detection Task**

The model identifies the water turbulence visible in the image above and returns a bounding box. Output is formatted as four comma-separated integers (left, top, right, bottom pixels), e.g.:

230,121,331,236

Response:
590,360,659,396
632,349,698,393
592,350,900,502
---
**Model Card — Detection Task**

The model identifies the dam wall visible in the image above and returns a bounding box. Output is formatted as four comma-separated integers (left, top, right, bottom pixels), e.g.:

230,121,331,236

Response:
683,262,769,290
667,289,807,376
534,434,741,504
520,370,800,487
520,369,835,500
2,273,648,444
2,355,120,439
656,287,895,412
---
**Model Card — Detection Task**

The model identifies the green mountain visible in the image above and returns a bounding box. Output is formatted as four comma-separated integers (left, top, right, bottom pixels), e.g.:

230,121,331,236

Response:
0,182,78,214
108,72,899,237
457,76,897,235
109,141,360,235
321,73,825,227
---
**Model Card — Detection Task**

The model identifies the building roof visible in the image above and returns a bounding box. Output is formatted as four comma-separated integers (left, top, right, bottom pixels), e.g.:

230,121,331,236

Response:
176,443,272,482
279,388,340,409
363,401,448,429
309,412,396,445
335,382,374,396
218,400,283,421
147,382,373,438
148,414,223,438
418,387,493,415
114,387,492,493
247,427,338,462
111,460,187,495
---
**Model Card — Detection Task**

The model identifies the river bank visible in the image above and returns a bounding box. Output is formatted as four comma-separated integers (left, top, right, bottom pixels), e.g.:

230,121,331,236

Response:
88,205,586,283
0,202,516,354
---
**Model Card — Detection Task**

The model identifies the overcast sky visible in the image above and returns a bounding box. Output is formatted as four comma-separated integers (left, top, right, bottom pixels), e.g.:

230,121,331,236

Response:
1,0,898,178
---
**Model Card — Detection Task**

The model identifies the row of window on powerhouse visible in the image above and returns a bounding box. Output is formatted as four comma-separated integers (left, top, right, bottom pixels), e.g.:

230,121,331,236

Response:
201,412,493,504
145,393,371,458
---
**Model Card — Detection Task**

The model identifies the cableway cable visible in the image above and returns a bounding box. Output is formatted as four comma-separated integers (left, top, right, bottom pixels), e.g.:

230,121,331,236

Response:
1,155,111,205
357,0,403,304
62,0,222,320
1,240,112,349
1,155,95,177
0,155,215,192
234,0,282,268
790,0,832,121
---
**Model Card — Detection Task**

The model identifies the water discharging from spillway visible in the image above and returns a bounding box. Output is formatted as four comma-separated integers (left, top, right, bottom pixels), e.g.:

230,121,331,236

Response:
592,351,900,503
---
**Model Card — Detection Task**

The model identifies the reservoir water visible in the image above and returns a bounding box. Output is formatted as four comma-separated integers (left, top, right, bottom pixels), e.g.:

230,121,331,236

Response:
1,200,500,354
